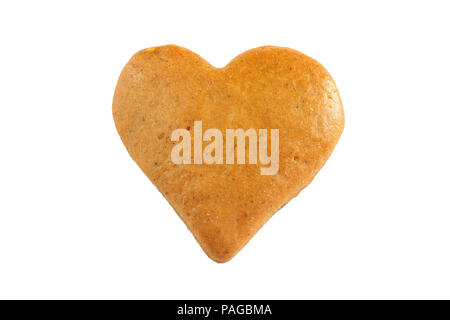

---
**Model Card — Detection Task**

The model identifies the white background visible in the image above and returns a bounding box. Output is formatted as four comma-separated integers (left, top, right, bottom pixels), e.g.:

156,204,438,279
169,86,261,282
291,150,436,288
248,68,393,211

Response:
0,1,449,299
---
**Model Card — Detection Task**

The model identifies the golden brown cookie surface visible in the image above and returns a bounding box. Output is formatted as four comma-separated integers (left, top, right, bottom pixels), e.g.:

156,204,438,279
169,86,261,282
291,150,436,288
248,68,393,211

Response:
113,45,344,262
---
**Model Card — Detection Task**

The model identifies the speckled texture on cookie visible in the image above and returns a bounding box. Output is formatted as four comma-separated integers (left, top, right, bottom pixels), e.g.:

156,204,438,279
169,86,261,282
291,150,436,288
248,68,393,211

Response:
113,45,344,262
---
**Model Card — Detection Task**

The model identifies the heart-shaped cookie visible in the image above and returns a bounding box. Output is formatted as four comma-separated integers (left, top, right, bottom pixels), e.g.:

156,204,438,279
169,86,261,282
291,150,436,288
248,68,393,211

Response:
113,45,344,262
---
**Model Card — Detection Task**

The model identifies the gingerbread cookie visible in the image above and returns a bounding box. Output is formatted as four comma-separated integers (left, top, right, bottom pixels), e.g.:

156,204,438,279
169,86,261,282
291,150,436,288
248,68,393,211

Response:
113,45,344,262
